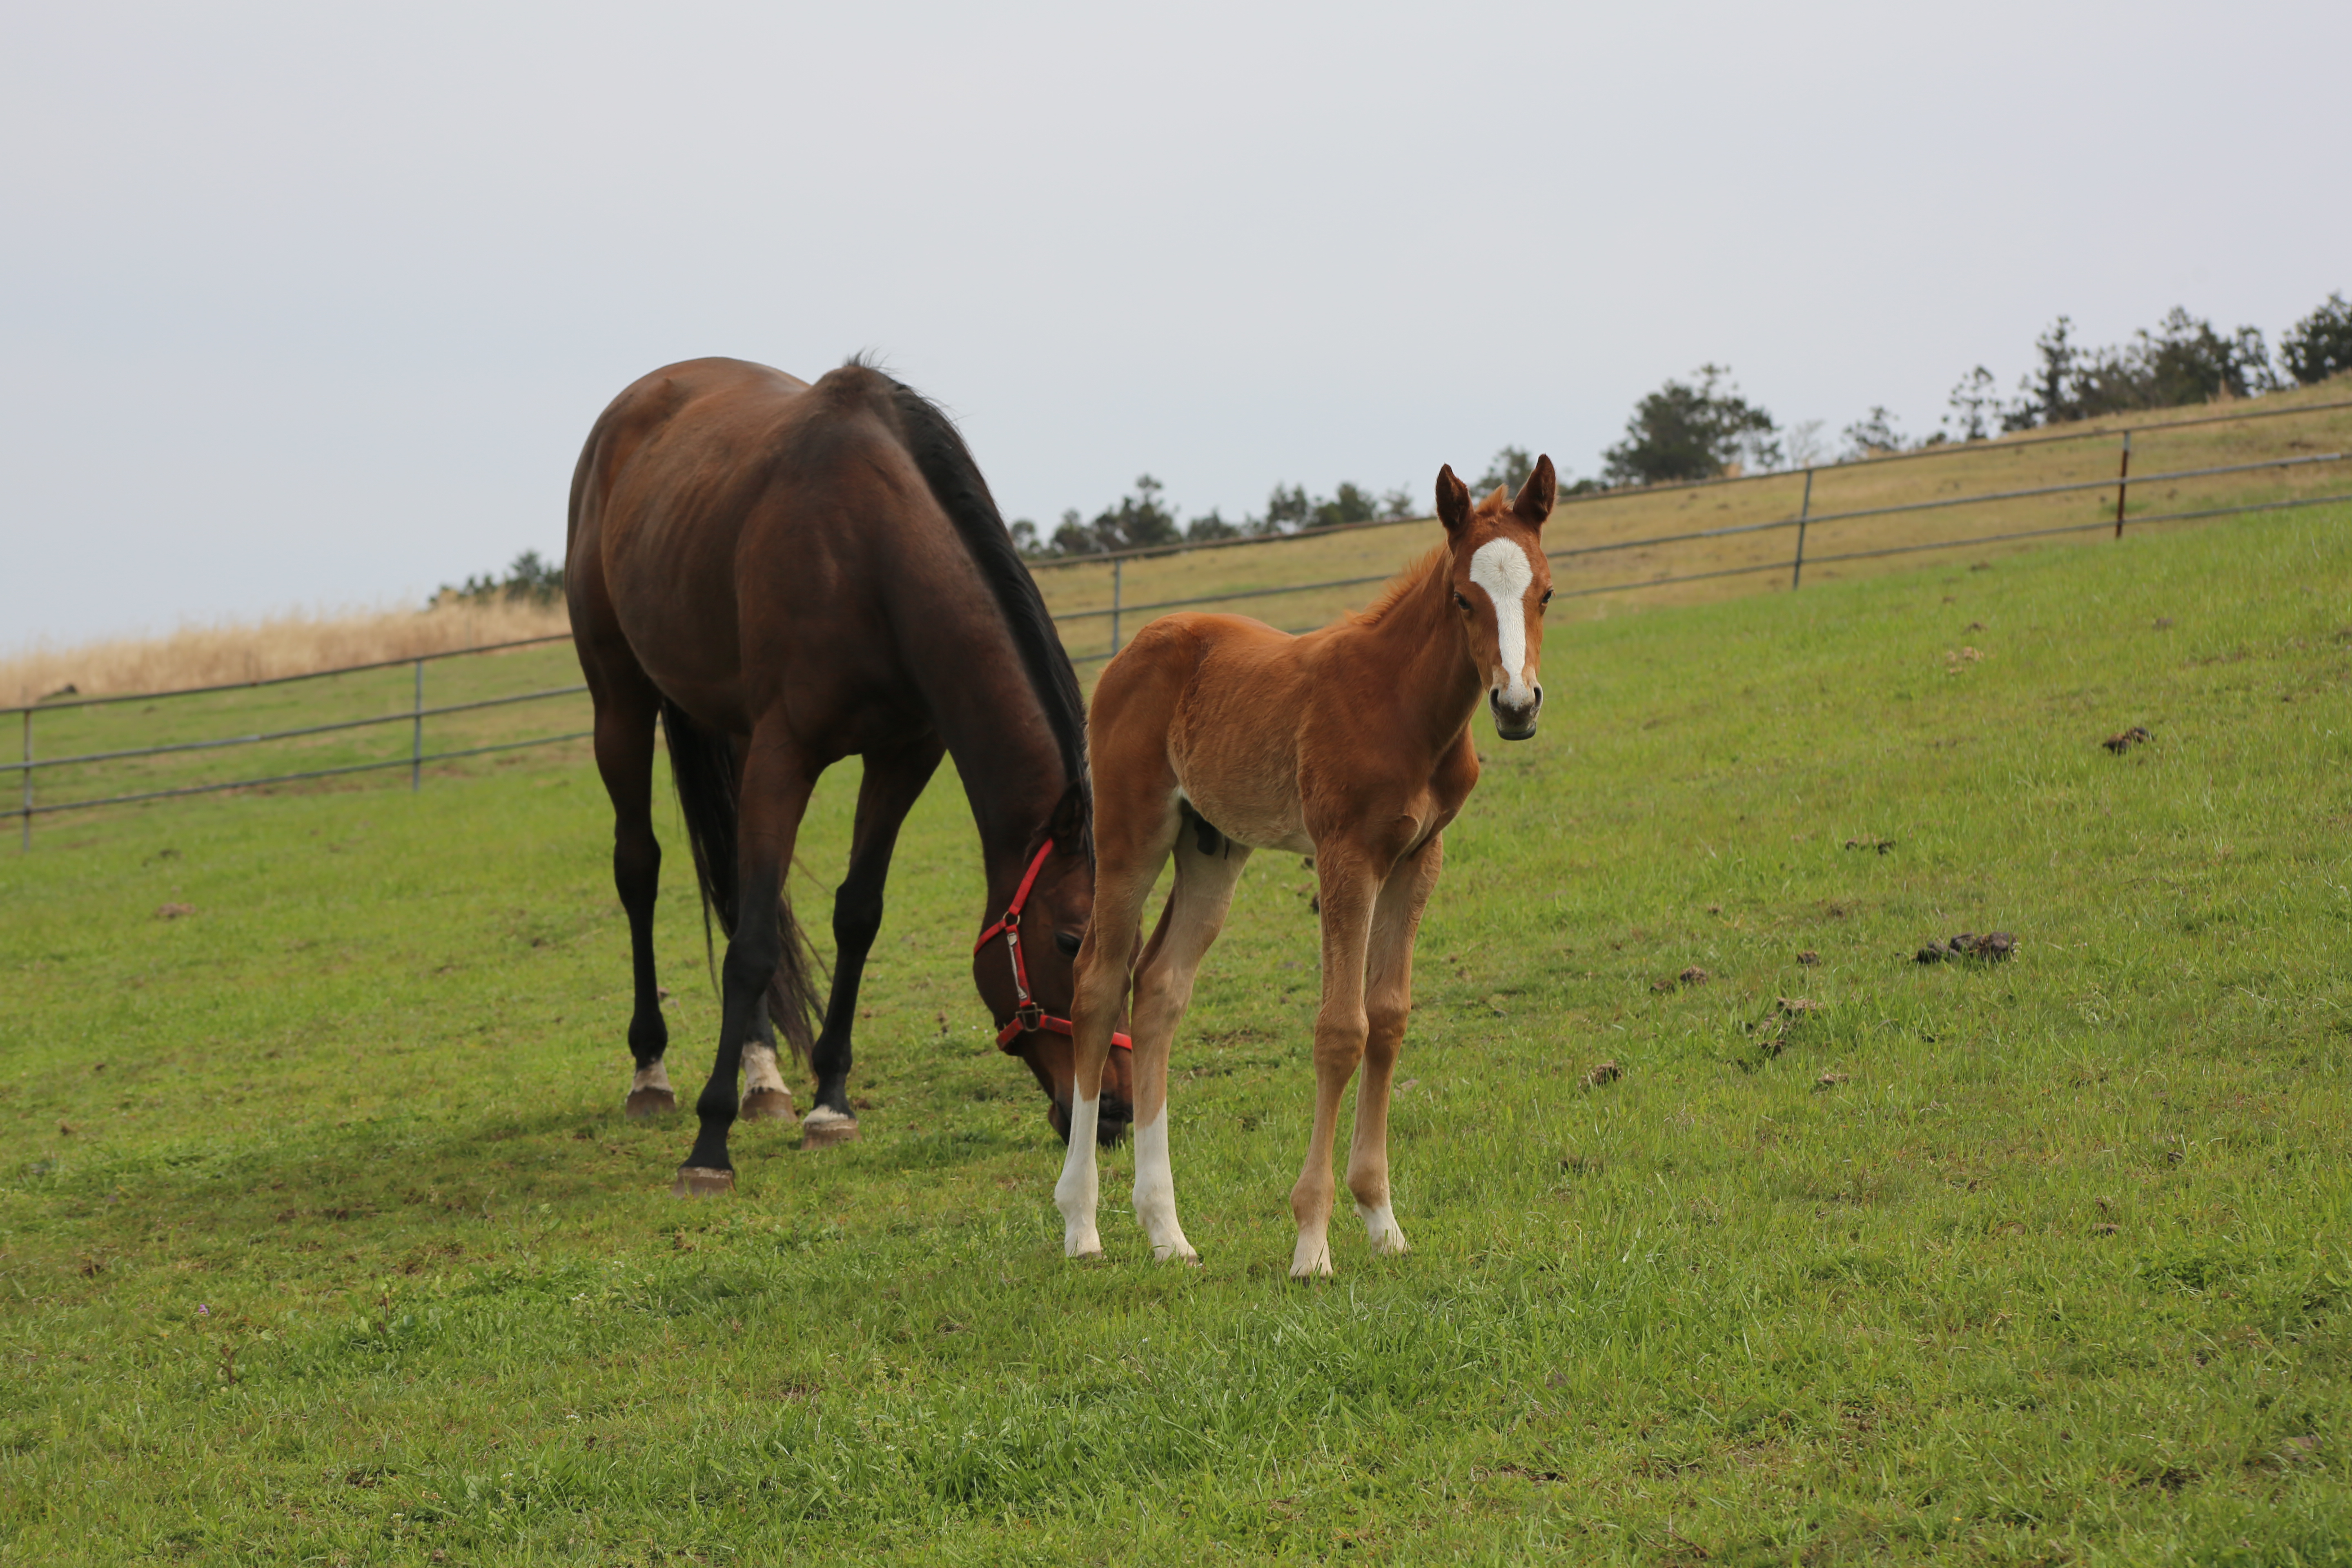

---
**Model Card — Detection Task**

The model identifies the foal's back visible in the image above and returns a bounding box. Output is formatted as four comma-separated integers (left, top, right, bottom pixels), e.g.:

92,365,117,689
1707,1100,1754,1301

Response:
1104,612,1322,855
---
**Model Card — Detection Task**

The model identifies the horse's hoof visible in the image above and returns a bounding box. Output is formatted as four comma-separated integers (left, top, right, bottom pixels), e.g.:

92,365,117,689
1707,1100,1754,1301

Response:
625,1088,676,1119
671,1165,735,1197
800,1108,860,1149
740,1087,797,1123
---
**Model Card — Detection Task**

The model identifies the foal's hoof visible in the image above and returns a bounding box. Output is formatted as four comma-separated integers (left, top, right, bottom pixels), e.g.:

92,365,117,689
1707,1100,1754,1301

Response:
670,1165,735,1197
799,1107,860,1149
740,1087,797,1123
624,1087,677,1119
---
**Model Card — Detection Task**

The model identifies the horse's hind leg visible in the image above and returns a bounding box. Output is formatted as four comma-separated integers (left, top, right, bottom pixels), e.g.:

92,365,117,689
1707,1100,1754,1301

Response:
588,667,675,1117
676,734,818,1194
1349,833,1443,1259
1127,823,1250,1262
738,1002,795,1124
800,736,946,1148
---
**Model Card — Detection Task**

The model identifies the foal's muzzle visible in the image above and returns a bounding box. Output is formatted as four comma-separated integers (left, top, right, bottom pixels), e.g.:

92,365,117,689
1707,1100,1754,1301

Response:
1491,683,1543,741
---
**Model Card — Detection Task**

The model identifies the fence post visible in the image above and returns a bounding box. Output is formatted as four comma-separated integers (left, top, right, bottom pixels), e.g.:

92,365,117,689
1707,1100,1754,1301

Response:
1791,468,1815,588
18,708,29,853
2113,429,2132,538
411,659,423,792
1109,557,1123,659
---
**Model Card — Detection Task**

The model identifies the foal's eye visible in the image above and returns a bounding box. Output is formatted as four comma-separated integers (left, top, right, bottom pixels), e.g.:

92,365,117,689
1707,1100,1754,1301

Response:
1054,931,1082,958
1453,592,1472,610
1540,589,1554,607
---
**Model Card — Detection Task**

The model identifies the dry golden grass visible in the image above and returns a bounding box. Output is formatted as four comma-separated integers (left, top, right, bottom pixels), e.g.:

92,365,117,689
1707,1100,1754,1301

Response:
0,598,569,708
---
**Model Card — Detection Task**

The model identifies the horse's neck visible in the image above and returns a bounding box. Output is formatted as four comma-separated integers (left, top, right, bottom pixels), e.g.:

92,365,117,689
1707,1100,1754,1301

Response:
1340,554,1483,755
924,646,1072,895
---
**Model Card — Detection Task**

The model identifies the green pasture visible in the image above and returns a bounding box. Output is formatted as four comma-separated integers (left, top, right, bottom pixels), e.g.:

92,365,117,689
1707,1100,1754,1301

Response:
2,508,2349,1564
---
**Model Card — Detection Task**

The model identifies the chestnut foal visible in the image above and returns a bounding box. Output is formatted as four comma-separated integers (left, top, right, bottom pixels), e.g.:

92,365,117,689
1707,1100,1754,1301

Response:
1055,457,1557,1276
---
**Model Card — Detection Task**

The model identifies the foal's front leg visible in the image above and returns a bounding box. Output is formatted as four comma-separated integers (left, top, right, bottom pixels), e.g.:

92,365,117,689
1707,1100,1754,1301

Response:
1290,850,1379,1278
1057,811,1178,1257
1127,832,1251,1261
1349,833,1442,1258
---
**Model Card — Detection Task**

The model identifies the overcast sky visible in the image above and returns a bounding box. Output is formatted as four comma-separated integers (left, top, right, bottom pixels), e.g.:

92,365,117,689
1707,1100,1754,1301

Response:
4,0,2345,647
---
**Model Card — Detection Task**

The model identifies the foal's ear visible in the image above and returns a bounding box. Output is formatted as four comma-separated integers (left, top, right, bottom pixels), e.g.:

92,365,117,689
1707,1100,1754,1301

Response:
1512,454,1557,528
1047,779,1087,855
1435,464,1472,539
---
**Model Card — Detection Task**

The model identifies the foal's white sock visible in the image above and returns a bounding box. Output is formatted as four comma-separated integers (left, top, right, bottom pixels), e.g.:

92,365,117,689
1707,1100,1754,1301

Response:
1054,1094,1103,1258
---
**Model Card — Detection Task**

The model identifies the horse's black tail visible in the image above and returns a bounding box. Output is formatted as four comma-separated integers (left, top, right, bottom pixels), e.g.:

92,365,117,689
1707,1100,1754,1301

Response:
657,697,821,1066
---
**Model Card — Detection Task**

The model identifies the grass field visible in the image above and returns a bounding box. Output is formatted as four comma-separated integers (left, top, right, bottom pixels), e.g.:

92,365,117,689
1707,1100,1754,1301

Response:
2,502,2349,1563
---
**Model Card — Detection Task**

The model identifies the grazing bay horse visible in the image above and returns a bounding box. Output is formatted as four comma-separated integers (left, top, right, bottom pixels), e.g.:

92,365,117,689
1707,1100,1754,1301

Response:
1054,457,1557,1274
567,356,1134,1194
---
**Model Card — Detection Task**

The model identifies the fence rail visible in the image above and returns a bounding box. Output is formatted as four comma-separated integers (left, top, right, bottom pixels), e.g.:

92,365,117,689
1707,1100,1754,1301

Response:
11,393,2350,847
7,645,586,848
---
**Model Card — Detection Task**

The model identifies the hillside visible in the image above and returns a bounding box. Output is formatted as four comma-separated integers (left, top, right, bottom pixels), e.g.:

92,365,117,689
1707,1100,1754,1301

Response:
1031,376,2352,660
7,376,2345,704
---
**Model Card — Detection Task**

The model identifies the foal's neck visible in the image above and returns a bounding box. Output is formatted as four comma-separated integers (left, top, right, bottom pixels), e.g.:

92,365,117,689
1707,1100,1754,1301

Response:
1350,548,1484,757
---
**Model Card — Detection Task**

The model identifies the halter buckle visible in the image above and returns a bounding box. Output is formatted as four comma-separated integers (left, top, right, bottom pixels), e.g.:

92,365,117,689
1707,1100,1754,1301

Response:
1014,1001,1044,1033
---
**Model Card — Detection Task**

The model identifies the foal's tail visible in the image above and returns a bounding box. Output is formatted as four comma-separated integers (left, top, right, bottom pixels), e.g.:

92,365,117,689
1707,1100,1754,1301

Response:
658,697,822,1067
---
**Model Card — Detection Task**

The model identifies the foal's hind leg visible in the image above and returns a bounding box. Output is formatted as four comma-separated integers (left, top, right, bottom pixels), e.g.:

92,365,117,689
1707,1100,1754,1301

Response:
587,668,675,1117
1349,833,1443,1258
802,737,946,1147
1128,824,1251,1261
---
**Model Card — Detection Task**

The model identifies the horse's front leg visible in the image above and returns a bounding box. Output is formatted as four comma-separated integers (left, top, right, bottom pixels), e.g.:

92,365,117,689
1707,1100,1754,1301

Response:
675,740,816,1195
1290,847,1380,1278
1349,833,1442,1258
800,738,944,1148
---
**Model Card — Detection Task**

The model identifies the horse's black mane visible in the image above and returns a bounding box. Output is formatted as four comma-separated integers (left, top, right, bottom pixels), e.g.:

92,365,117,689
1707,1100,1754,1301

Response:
858,357,1090,817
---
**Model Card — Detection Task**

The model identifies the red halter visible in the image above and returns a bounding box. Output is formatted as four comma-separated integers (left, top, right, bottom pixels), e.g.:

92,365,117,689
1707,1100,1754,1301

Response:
973,841,1132,1055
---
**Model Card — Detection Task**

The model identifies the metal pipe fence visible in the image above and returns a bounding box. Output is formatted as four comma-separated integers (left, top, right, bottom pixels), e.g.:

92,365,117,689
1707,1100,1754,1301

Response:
9,394,2348,846
5,635,582,848
1040,398,2351,662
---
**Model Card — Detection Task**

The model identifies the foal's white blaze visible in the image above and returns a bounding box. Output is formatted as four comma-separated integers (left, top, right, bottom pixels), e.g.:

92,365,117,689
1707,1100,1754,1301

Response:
630,1060,673,1097
1131,1111,1196,1262
1468,537,1538,707
1054,1093,1105,1257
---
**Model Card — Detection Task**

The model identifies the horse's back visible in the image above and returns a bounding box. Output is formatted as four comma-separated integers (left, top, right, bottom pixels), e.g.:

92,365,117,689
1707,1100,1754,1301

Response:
567,356,995,740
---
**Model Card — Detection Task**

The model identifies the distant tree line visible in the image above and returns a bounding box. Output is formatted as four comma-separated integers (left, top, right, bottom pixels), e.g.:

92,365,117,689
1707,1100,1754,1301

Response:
433,549,563,608
1601,291,2352,482
1021,290,2352,560
1012,451,1556,559
1895,291,2352,459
